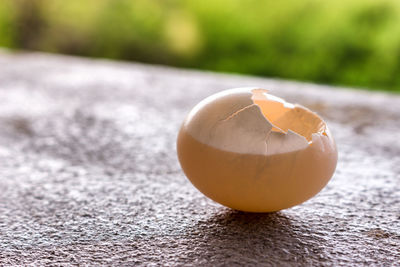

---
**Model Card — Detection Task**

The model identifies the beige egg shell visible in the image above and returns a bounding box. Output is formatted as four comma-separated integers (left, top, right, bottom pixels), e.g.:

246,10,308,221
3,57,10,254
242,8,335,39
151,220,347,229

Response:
177,87,338,212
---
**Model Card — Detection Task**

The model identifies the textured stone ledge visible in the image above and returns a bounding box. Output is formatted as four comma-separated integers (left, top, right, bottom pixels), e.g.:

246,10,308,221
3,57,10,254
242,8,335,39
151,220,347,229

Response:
0,51,399,266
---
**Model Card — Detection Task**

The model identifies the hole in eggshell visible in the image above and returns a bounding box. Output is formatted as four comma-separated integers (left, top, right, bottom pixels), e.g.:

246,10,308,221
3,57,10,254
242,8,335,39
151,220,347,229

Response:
251,89,326,142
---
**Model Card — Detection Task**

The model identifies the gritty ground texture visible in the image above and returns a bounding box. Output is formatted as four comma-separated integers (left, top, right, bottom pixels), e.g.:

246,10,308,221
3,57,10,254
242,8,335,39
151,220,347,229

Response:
0,51,399,266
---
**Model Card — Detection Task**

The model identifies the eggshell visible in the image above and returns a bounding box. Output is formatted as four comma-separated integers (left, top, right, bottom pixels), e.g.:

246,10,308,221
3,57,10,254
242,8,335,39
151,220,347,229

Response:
177,87,338,212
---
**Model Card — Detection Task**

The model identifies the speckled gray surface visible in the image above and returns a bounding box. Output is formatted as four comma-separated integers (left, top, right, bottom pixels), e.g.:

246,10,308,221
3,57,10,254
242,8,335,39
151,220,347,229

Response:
0,51,399,266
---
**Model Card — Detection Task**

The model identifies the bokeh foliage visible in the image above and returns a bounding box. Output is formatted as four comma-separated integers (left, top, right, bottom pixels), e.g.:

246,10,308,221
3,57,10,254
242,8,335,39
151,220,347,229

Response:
1,0,400,92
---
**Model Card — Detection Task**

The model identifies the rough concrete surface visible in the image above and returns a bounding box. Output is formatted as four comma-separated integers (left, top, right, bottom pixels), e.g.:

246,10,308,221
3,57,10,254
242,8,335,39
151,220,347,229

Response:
0,51,399,266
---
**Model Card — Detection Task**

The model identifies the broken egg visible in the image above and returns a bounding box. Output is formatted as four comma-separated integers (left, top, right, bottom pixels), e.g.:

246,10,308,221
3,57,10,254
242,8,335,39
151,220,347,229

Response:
177,87,337,212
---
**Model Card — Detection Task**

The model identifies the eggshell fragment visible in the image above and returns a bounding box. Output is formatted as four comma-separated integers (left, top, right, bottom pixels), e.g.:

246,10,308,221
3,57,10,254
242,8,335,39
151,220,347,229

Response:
177,87,337,212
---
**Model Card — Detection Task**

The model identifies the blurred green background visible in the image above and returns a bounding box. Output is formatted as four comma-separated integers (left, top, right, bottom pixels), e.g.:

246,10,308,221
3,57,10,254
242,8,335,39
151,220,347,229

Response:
1,0,400,92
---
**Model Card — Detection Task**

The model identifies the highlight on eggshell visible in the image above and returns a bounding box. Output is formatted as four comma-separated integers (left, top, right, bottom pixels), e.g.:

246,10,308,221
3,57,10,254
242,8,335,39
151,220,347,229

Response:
177,87,338,212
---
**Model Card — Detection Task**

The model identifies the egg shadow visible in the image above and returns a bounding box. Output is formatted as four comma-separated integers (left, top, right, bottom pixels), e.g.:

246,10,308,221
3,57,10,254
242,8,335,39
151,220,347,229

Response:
183,209,327,266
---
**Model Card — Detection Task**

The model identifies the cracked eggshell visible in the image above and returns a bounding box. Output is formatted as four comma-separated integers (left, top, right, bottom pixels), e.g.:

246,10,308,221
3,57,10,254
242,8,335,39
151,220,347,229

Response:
177,87,338,212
